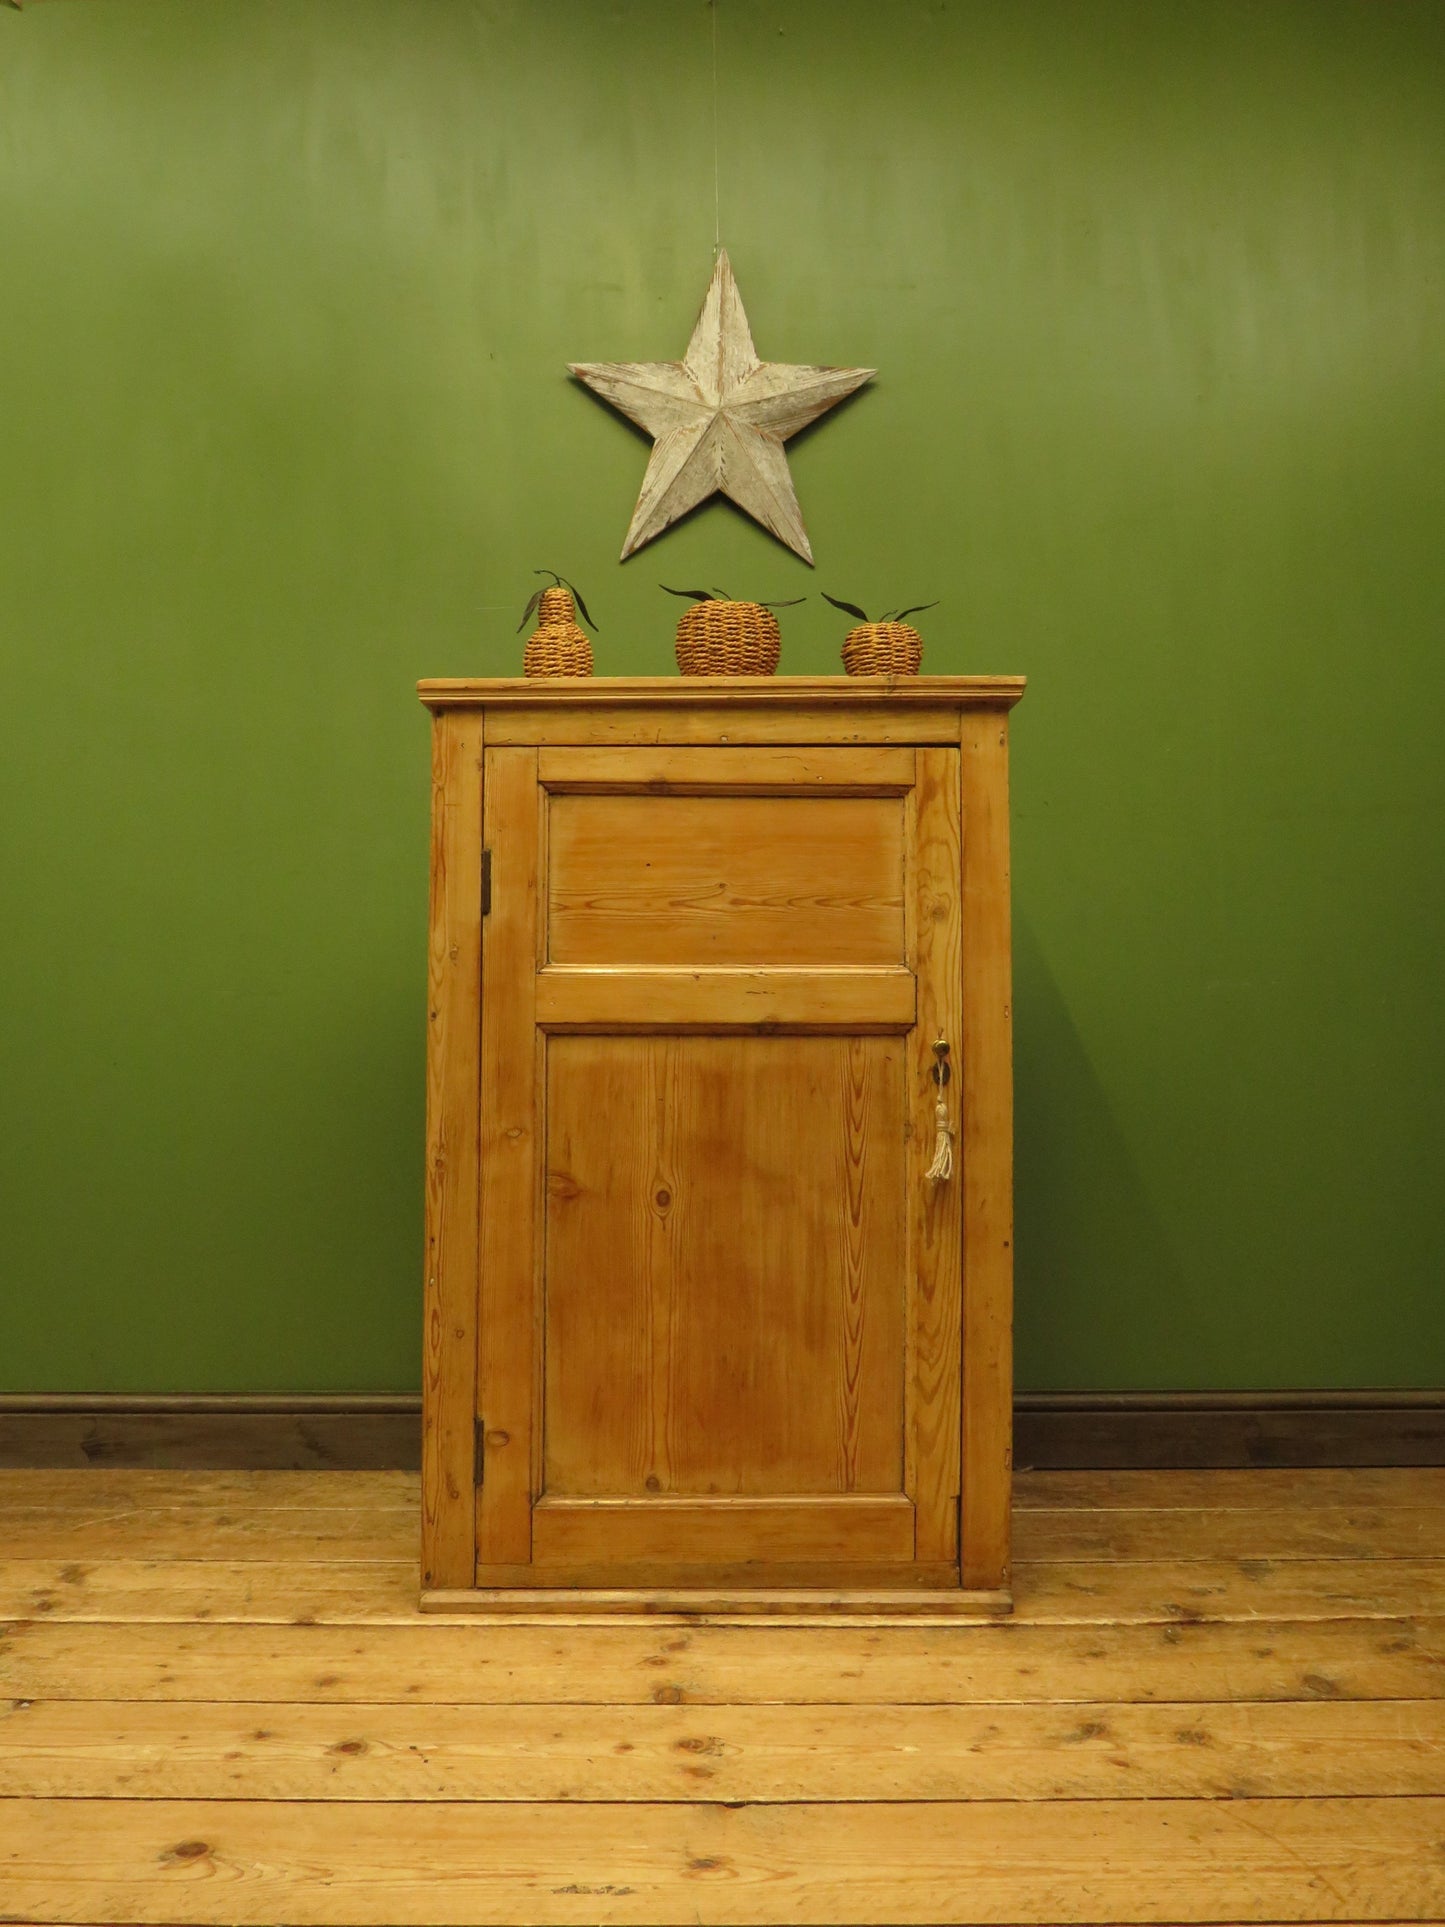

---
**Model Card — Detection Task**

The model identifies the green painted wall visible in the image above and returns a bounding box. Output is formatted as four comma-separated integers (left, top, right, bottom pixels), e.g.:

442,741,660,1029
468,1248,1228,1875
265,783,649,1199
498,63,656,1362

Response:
1,0,1442,1394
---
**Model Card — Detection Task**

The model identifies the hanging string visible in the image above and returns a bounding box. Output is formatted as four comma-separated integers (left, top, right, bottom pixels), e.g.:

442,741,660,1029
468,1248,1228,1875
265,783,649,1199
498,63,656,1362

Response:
711,0,721,255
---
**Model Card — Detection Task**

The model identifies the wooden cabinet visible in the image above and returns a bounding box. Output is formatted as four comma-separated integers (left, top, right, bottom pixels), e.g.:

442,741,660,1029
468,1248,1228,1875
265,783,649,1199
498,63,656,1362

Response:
418,676,1025,1615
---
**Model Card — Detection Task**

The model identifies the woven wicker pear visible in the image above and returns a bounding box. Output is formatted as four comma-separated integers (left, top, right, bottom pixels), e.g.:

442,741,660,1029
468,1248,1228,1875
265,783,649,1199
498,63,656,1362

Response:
523,586,593,678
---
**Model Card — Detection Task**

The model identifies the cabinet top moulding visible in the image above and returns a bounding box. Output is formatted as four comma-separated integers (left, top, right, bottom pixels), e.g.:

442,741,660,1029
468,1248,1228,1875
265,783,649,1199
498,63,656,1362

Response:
417,674,1026,713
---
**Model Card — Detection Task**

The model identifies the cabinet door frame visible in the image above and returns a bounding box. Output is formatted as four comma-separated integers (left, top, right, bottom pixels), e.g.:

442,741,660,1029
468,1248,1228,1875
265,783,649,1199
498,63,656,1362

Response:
474,742,964,1590
476,746,542,1569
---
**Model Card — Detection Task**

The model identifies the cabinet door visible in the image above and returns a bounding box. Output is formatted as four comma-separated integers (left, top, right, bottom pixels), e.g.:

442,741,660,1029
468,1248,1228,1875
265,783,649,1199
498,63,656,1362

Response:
477,744,962,1589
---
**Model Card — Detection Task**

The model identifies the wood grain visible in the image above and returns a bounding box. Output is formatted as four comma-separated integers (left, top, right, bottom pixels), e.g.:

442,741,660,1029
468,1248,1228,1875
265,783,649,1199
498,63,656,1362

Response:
538,746,915,793
427,1582,1006,1614
530,1497,914,1566
546,792,905,967
10,1557,1445,1626
0,1506,421,1562
423,690,1015,1605
4,1463,1442,1515
4,1795,1442,1922
7,1493,1445,1566
6,1697,1441,1802
959,707,1015,1591
419,676,1028,712
420,710,482,1591
484,703,973,747
1015,1505,1445,1562
534,965,916,1030
542,1034,906,1501
1017,1466,1445,1509
6,1462,1445,1921
6,1613,1445,1707
908,746,964,1564
0,1468,421,1510
476,747,540,1570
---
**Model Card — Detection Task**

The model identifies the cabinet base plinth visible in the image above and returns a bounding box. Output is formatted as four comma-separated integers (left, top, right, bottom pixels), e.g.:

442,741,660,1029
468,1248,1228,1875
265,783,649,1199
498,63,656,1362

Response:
419,1586,1013,1619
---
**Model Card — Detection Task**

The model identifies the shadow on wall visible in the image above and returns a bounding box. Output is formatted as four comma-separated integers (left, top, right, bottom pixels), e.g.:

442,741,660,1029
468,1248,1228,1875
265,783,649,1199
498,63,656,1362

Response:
1012,915,1191,1393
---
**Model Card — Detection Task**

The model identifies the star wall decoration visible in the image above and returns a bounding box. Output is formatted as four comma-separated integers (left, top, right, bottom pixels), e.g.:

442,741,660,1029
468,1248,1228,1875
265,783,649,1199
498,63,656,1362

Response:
569,250,874,565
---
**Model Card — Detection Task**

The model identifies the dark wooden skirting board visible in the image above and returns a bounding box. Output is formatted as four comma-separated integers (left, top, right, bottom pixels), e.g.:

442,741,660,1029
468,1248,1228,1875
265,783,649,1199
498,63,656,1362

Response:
2,1391,1442,1470
1017,1390,1445,1469
0,1396,422,1471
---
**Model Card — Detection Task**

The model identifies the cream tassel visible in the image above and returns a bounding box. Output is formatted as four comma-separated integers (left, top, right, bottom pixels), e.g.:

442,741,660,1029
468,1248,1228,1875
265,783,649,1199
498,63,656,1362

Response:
925,1092,955,1183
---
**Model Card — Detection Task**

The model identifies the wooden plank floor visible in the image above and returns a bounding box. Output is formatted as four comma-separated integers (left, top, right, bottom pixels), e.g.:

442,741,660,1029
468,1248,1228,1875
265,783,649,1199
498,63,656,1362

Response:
1,1468,1443,1924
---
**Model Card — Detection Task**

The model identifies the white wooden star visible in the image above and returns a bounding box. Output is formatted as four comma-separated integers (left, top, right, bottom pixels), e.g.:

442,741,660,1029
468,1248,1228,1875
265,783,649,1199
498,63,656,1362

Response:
569,250,874,566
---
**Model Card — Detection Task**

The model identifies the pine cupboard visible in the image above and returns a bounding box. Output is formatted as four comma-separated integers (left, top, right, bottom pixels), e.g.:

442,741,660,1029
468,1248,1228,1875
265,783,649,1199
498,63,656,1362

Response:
418,676,1025,1615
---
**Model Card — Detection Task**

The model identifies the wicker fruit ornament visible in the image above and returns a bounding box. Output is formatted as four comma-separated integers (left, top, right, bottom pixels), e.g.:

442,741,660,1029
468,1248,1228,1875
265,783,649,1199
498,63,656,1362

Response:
662,586,804,677
517,572,597,678
824,594,938,676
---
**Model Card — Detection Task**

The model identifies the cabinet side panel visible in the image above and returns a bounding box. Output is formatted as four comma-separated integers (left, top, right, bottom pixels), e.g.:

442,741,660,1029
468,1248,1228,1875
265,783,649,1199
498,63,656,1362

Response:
909,747,964,1564
477,747,540,1570
959,711,1015,1591
421,710,483,1591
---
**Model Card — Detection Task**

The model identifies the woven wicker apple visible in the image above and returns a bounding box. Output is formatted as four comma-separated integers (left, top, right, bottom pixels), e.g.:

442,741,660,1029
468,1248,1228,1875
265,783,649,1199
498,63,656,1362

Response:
825,594,938,676
517,572,597,678
662,586,802,676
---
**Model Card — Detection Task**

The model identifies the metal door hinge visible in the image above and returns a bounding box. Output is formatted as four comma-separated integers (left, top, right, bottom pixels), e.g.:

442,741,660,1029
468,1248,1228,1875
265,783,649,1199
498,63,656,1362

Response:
955,1494,963,1552
474,1416,485,1487
480,849,492,916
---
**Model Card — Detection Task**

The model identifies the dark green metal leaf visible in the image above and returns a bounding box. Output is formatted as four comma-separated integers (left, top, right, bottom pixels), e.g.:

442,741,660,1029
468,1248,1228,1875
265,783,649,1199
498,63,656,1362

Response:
822,593,870,622
515,588,544,633
557,575,599,630
758,597,806,609
661,585,718,602
889,601,939,622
